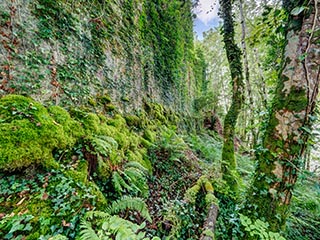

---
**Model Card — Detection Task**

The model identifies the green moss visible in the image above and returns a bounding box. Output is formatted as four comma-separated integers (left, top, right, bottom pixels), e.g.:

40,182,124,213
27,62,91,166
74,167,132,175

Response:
97,158,112,180
124,115,141,127
0,95,81,171
105,104,116,112
97,93,112,105
185,176,218,207
88,97,97,107
87,181,108,208
185,184,201,204
121,96,130,102
205,193,218,206
144,102,168,123
48,105,84,142
143,129,156,142
107,114,127,128
65,160,88,183
140,137,153,148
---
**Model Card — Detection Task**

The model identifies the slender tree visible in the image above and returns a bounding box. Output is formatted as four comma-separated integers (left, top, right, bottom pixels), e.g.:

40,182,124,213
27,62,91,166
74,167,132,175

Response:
244,0,320,232
219,0,245,192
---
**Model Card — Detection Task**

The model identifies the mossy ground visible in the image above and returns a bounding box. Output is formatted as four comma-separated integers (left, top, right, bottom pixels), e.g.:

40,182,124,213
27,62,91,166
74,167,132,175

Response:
0,94,199,239
0,95,318,239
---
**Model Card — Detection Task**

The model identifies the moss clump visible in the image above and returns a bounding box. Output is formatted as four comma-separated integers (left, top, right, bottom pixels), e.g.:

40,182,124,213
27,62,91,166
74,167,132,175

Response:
0,95,82,171
97,93,112,105
107,114,127,128
124,114,141,127
143,129,156,142
184,176,218,206
48,105,84,143
104,104,116,112
88,97,97,106
65,160,89,183
144,102,168,123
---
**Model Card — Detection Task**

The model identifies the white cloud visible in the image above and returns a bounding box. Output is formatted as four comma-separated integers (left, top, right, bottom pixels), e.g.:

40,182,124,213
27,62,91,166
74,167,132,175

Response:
194,0,219,25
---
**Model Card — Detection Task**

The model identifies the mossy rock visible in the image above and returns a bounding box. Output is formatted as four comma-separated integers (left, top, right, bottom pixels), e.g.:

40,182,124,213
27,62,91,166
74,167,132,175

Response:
124,114,141,127
107,114,127,128
104,104,116,112
97,93,112,105
0,95,82,171
48,105,84,143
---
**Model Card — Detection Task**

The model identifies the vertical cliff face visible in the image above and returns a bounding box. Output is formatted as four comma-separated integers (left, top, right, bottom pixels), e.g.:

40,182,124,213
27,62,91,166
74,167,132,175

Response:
0,0,205,111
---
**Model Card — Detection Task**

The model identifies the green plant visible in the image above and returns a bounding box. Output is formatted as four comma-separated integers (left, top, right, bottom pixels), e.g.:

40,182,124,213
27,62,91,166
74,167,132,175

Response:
161,199,206,239
240,214,286,240
0,214,34,239
0,95,82,171
80,210,158,240
285,172,320,239
112,162,149,198
87,135,118,158
107,196,151,222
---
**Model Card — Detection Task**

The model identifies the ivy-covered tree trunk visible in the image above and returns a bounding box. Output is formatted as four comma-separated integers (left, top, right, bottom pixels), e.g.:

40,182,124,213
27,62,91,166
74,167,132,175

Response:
244,0,320,232
219,0,245,192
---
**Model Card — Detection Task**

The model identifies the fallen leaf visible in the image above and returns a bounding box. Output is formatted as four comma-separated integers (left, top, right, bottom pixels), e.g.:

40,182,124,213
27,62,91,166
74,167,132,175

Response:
42,192,49,200
62,220,71,227
16,197,26,206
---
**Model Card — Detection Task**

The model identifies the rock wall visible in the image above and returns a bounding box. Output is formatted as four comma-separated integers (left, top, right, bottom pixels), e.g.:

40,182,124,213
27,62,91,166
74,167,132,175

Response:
0,0,206,112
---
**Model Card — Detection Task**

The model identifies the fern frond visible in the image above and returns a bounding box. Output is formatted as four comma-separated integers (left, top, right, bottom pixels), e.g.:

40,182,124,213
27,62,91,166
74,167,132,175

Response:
90,135,118,157
124,167,149,197
112,171,132,194
107,196,152,222
79,220,100,240
124,161,148,174
85,210,110,220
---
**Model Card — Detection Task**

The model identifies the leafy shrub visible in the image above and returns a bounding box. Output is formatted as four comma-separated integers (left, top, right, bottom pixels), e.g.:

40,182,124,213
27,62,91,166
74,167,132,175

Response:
240,214,286,240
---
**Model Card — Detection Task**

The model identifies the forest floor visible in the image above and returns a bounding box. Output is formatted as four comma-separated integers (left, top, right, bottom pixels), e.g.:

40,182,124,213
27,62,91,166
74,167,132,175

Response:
0,95,319,239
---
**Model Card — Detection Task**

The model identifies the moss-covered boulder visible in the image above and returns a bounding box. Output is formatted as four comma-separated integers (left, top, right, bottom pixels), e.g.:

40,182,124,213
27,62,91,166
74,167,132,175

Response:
0,95,83,171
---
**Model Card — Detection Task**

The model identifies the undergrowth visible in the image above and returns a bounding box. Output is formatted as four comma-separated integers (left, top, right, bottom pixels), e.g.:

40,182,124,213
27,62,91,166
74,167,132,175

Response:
1,95,319,240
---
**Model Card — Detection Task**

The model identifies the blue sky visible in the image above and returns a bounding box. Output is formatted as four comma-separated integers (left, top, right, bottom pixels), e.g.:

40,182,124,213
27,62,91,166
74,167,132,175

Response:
193,0,220,40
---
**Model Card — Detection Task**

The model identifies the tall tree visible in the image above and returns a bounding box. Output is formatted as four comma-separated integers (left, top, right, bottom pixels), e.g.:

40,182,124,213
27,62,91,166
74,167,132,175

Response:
239,0,256,147
219,0,245,192
244,0,320,231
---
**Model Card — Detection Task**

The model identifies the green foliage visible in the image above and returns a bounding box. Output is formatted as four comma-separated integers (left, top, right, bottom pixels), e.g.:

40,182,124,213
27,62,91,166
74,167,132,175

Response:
80,210,157,240
0,95,82,171
107,196,151,222
88,135,118,158
0,214,34,239
0,0,200,110
111,162,149,198
0,169,102,239
161,199,206,239
240,214,286,240
285,172,320,239
184,176,218,207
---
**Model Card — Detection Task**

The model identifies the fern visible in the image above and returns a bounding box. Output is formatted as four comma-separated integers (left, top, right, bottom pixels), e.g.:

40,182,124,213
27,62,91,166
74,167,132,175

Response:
80,210,152,240
90,135,118,157
85,210,110,220
80,220,101,240
123,167,149,197
111,163,149,197
112,171,133,193
124,161,148,174
107,196,152,222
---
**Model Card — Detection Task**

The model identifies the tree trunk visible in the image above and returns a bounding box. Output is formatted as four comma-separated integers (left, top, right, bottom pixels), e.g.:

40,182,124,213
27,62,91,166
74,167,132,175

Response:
219,0,245,192
200,204,219,240
239,0,256,148
244,0,320,231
